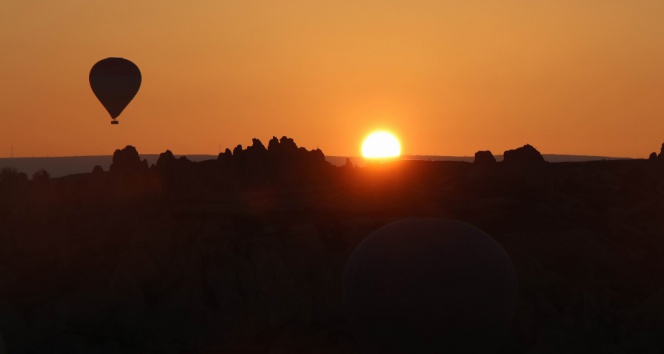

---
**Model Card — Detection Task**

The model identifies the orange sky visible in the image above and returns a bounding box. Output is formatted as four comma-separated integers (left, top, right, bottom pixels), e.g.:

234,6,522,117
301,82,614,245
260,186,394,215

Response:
2,1,664,158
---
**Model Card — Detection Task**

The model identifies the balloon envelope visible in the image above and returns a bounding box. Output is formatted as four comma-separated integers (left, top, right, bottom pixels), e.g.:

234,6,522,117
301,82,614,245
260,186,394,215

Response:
342,218,518,353
89,58,141,120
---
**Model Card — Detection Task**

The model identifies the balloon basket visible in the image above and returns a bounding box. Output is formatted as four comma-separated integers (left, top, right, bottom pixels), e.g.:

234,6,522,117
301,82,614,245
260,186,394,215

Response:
111,121,119,125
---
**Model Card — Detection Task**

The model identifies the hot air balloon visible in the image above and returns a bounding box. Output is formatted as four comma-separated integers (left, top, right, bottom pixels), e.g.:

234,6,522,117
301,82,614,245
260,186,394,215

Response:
342,218,518,354
89,57,141,124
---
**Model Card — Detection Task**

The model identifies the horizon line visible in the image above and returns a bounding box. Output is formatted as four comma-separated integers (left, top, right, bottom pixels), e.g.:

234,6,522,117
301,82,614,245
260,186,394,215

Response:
0,152,638,160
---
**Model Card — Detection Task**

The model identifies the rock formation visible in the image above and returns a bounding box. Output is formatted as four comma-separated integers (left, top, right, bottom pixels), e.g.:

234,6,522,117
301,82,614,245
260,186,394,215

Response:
109,145,149,175
502,144,545,166
1,138,664,353
474,150,497,165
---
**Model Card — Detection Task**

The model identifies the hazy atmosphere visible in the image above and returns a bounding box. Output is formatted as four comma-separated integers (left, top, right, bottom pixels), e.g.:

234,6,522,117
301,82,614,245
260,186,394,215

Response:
2,1,664,157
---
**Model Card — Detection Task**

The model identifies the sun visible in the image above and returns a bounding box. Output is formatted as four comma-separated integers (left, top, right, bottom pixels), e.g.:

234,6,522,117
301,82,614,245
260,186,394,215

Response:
362,131,402,159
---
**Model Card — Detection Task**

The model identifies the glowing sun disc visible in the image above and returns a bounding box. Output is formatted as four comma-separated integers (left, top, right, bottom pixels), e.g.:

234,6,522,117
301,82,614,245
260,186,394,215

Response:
362,132,401,159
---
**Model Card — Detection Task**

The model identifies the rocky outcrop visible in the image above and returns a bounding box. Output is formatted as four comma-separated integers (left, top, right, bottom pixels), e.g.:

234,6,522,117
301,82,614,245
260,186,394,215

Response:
151,137,332,194
3,141,664,352
474,150,497,165
110,146,149,175
503,144,546,166
156,150,176,169
217,148,232,163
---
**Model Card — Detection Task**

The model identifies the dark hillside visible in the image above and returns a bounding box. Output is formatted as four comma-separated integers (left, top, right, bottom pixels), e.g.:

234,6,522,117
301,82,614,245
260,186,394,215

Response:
0,140,663,353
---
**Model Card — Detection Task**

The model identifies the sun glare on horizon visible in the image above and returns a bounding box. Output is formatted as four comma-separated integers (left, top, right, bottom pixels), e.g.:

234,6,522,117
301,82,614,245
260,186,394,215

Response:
362,132,402,159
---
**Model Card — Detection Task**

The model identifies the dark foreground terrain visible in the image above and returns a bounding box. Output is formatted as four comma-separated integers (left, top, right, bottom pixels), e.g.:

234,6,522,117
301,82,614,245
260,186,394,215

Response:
1,137,664,353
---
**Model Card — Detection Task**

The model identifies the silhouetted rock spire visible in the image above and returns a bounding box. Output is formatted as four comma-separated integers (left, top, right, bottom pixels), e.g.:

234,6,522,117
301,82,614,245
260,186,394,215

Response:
232,145,243,157
503,144,545,166
246,139,268,162
151,136,331,193
110,145,148,175
474,150,496,165
156,150,192,172
280,136,298,150
250,138,267,152
268,136,280,151
217,148,232,164
156,150,177,170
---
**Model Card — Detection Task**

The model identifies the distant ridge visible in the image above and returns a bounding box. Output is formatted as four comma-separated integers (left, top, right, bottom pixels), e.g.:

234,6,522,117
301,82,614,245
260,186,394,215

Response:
0,155,215,178
327,154,630,167
0,153,631,178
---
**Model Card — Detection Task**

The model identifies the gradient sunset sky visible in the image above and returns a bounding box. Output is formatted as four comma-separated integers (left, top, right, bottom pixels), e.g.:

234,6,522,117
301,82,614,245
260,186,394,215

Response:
2,1,663,158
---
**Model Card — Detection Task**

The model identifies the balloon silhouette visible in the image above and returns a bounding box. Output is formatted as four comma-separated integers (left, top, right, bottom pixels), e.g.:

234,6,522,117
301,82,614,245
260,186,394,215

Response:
89,57,141,124
342,218,518,354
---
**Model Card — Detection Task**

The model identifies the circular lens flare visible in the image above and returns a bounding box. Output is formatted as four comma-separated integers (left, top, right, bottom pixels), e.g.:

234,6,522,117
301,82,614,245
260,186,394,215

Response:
362,132,401,159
